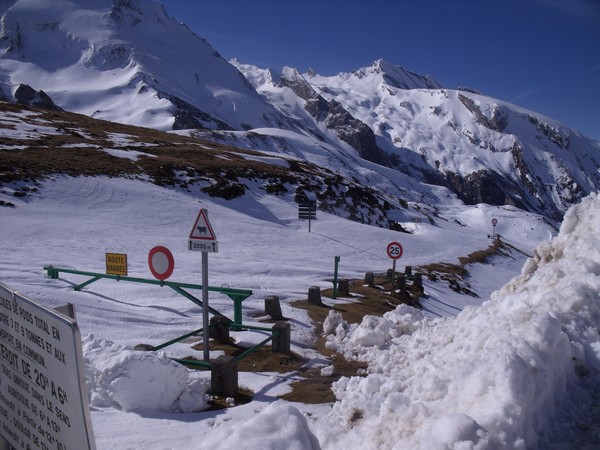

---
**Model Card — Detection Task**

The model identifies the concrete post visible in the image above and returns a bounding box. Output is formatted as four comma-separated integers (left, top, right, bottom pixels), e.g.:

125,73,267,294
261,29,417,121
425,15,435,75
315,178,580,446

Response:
395,273,406,293
365,272,375,287
209,315,230,344
404,266,412,277
337,278,350,297
265,295,283,320
413,273,424,294
386,268,394,280
211,355,238,398
308,286,322,305
272,321,291,353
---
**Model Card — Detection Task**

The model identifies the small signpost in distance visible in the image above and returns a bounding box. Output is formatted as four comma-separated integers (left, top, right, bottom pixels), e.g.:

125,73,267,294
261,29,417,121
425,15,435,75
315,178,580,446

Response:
491,218,498,239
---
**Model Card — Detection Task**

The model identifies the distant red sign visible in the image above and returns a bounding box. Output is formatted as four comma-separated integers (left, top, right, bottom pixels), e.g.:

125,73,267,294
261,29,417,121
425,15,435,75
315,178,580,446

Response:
492,218,498,225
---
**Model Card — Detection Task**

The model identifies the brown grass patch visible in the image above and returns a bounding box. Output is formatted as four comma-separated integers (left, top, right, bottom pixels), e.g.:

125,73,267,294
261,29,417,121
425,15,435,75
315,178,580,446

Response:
281,275,419,403
418,239,509,295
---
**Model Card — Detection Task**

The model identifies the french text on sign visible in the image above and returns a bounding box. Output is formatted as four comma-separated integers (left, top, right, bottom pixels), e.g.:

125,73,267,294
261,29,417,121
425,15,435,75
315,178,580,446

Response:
105,253,127,276
0,282,96,449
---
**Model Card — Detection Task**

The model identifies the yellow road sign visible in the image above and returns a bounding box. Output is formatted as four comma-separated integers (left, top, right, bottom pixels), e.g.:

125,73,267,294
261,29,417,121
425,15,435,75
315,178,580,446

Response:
105,253,127,276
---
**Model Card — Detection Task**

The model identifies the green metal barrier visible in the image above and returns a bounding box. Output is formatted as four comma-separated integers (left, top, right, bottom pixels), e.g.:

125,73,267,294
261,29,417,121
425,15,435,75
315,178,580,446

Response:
43,265,252,327
43,265,283,370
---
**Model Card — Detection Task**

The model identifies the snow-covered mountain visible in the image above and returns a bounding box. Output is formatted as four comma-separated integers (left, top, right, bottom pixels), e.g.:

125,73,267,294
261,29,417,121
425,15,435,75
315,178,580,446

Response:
234,60,600,220
0,0,598,222
0,0,291,132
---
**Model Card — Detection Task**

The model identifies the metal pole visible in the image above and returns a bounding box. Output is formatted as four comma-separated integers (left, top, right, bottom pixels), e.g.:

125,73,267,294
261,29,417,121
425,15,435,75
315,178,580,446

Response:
202,251,209,361
392,259,396,284
333,256,340,299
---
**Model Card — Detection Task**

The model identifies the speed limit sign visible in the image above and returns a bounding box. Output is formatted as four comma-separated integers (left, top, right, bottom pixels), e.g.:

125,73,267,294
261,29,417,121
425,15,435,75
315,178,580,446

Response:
492,218,498,225
387,241,403,260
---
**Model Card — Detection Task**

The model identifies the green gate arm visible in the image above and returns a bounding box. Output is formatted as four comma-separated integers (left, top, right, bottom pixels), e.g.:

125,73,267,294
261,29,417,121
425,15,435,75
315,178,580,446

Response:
43,265,253,326
169,286,229,323
74,276,102,291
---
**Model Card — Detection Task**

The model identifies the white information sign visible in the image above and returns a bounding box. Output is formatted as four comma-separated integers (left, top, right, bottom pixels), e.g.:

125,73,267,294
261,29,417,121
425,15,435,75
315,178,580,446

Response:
0,282,95,450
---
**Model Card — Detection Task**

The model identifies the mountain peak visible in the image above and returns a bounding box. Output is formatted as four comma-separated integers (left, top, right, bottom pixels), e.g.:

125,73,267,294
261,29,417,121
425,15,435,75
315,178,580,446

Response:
0,0,287,131
352,58,442,90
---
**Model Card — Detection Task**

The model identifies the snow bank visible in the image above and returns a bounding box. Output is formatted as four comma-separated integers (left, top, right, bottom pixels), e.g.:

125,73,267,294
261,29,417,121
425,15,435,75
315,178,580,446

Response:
82,335,209,413
319,193,600,449
201,401,321,449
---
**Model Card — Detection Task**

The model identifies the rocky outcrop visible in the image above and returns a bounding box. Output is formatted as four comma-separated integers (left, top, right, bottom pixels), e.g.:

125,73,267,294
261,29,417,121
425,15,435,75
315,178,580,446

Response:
527,114,570,150
280,70,390,166
458,94,508,132
14,84,62,110
156,90,234,131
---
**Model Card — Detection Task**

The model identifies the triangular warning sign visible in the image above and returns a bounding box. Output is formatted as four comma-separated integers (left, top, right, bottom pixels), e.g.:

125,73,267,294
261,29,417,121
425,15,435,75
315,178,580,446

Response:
189,209,217,240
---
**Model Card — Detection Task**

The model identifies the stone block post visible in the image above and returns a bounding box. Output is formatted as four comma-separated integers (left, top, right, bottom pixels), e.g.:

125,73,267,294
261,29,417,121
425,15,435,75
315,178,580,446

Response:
211,355,238,398
265,295,283,320
337,278,350,297
365,272,375,287
413,273,423,293
210,315,230,344
272,321,291,353
308,286,322,305
395,273,406,293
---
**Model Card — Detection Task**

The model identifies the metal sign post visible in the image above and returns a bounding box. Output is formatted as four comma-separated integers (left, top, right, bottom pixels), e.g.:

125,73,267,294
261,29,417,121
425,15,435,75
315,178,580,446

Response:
201,251,209,360
188,209,219,361
332,256,340,299
298,201,317,232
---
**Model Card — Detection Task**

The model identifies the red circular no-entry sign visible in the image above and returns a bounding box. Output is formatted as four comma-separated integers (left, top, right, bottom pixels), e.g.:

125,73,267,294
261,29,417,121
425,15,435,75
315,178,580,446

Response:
387,241,403,260
148,246,175,281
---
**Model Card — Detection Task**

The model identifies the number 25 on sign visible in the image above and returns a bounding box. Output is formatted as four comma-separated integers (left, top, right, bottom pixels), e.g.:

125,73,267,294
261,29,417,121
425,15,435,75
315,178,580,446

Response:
387,241,403,260
387,241,403,281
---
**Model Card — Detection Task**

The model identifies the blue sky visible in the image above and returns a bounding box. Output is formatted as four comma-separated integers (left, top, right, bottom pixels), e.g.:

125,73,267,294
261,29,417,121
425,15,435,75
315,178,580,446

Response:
160,0,599,141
